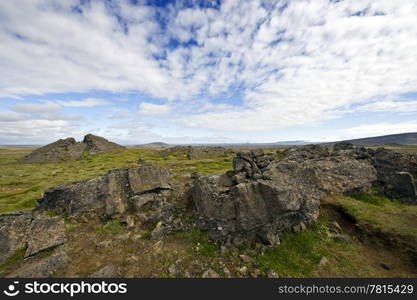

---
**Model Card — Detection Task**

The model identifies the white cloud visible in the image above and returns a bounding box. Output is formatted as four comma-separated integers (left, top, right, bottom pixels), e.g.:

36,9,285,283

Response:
1,0,417,139
11,102,60,114
355,100,417,113
58,98,110,107
139,102,171,116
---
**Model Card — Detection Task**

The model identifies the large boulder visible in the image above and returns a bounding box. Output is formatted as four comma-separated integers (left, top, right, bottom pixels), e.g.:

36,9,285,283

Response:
7,250,67,278
0,211,32,264
371,148,417,204
192,151,377,245
36,165,174,218
25,215,67,257
0,212,67,266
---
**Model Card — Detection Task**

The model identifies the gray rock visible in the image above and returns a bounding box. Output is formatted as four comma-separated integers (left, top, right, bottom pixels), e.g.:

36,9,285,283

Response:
239,254,253,264
19,138,86,164
202,268,220,278
25,215,66,257
379,172,416,204
36,165,174,217
238,266,248,275
371,148,417,203
19,134,124,164
267,269,279,278
334,141,354,152
192,152,376,245
88,264,118,278
168,264,177,276
82,134,125,155
128,165,172,194
6,249,67,278
0,211,32,264
319,256,329,267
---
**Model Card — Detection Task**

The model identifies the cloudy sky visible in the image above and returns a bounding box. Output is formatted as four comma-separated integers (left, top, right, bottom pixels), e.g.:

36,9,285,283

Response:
1,0,417,145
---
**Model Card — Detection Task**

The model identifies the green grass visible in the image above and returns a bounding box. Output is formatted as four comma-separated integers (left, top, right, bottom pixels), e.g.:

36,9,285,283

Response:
349,192,397,206
0,147,234,214
97,220,127,236
336,195,417,240
253,216,358,277
187,228,220,257
0,246,27,273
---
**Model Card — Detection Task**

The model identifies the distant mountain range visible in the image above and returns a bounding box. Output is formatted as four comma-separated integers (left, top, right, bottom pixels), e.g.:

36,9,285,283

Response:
137,132,417,147
3,132,417,148
327,132,417,146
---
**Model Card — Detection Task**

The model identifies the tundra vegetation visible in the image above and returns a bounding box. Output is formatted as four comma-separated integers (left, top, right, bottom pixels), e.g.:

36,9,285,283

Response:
0,143,416,278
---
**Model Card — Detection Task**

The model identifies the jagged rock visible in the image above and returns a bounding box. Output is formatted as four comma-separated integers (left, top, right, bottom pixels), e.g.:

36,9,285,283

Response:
89,264,118,278
192,152,377,245
36,165,174,217
334,141,354,152
20,134,124,164
379,172,416,204
7,250,67,278
128,165,172,194
371,148,417,203
284,144,330,161
82,134,125,155
0,211,32,264
19,138,86,164
25,215,66,257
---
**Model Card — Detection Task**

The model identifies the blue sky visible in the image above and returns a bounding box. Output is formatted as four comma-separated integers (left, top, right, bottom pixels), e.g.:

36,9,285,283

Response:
1,0,417,145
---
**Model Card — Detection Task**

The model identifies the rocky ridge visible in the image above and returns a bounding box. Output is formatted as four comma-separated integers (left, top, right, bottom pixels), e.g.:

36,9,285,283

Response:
19,134,125,164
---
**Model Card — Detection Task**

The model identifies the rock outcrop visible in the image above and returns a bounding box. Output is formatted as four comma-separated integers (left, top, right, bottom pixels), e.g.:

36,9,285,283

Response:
370,148,417,204
19,138,86,164
25,215,66,257
1,164,183,276
82,134,125,155
0,211,32,264
6,250,68,278
19,134,125,164
331,145,417,204
36,165,174,218
192,148,377,245
0,212,67,265
333,141,354,152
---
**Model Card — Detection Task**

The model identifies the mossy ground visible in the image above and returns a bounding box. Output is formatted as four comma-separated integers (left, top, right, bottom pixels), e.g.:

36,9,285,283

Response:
0,146,233,213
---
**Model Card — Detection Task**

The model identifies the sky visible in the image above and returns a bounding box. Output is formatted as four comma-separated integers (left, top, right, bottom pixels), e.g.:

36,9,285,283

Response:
0,0,417,145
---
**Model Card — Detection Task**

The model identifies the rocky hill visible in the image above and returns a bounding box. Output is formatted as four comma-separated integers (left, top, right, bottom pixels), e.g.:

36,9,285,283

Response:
19,134,125,163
